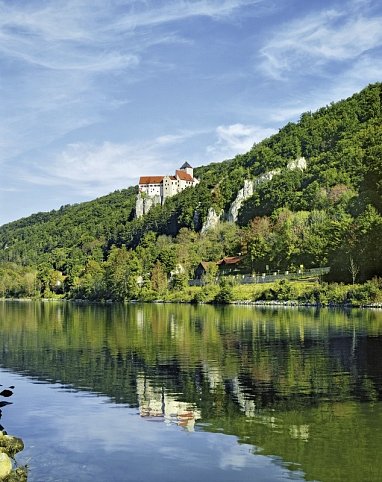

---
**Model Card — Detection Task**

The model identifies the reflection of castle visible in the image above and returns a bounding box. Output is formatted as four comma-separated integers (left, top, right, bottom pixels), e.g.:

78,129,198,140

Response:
136,375,201,431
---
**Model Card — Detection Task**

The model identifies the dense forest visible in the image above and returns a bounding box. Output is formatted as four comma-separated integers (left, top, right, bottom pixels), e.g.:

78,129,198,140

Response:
0,83,381,301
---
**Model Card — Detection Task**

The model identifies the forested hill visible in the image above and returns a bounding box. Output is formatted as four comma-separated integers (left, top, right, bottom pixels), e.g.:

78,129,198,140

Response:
0,82,381,298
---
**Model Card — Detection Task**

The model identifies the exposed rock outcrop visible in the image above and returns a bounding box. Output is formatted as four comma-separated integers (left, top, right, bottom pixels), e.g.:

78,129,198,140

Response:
135,194,162,218
227,180,254,223
201,208,222,233
227,157,307,224
254,169,281,185
0,452,12,479
287,156,307,171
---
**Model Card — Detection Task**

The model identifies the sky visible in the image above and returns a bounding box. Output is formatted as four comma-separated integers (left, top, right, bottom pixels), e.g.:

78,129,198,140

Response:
0,0,382,226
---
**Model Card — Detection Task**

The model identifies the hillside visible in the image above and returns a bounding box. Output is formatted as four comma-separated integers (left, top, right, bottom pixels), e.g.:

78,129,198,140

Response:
0,82,381,299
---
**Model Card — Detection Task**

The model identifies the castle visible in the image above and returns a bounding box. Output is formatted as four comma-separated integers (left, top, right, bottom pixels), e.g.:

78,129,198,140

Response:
136,162,199,217
139,162,199,199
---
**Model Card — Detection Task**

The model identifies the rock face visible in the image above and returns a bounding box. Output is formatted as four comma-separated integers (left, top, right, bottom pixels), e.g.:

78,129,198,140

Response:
135,194,162,218
0,432,27,481
0,433,24,457
201,208,222,233
135,156,308,223
287,156,307,171
254,169,281,186
227,180,254,223
227,158,307,224
0,453,12,479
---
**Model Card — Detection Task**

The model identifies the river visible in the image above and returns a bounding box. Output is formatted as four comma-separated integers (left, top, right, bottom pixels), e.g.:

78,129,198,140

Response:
0,301,381,481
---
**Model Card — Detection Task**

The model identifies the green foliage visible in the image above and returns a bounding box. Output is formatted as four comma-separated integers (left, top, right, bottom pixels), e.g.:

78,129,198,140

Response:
214,277,234,304
252,280,299,301
0,83,381,298
192,285,219,303
105,246,141,300
0,263,38,298
150,261,168,294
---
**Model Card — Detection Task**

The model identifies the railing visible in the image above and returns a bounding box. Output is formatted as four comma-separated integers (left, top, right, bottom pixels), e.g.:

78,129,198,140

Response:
189,267,330,286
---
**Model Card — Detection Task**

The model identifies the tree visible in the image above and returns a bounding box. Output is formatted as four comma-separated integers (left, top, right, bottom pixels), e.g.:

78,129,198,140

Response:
105,246,141,300
150,261,168,294
349,257,360,285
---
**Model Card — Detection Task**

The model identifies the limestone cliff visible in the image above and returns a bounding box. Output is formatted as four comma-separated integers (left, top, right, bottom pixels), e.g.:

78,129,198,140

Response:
227,180,254,223
135,194,161,218
227,157,307,224
201,208,223,233
287,156,307,171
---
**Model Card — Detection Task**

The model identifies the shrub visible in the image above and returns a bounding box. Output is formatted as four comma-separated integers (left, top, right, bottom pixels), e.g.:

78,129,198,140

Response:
214,278,234,304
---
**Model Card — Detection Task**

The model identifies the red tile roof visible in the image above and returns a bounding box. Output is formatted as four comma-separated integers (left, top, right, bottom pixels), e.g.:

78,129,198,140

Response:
139,176,164,185
176,170,193,181
217,256,242,265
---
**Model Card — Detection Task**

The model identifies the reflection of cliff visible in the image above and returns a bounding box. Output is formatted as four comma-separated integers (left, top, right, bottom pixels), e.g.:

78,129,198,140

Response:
0,301,382,411
1,302,382,481
136,375,201,431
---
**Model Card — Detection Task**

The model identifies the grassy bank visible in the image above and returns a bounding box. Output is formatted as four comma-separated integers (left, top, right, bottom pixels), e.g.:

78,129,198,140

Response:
134,278,382,307
3,279,382,307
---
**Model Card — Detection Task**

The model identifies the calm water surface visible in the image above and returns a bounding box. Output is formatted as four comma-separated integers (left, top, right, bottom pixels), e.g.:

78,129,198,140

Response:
0,301,382,481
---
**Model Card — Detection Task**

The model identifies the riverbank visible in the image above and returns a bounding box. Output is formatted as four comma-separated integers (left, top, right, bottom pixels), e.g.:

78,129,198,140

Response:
135,278,382,308
2,279,382,308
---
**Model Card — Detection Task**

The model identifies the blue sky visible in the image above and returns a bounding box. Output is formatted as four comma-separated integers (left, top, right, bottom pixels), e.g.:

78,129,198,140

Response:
1,0,381,226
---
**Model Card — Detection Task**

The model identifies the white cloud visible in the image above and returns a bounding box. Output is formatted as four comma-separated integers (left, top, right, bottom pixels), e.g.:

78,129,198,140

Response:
0,0,266,166
207,124,276,160
17,127,206,197
113,0,262,30
17,122,274,197
260,4,382,79
0,0,260,70
268,54,382,124
155,128,208,146
21,141,161,194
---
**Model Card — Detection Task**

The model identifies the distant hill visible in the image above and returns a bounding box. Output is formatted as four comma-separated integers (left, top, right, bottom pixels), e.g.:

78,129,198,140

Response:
0,82,381,298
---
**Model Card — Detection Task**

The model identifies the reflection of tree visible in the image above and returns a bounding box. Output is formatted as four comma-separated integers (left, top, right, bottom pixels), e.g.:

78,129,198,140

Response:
1,302,382,481
0,302,381,409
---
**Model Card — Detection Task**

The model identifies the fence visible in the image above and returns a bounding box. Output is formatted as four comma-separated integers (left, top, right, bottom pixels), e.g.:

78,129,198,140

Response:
189,267,330,287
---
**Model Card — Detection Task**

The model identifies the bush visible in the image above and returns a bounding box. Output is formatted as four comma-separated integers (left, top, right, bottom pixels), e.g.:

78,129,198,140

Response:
193,285,219,303
214,278,234,304
347,278,382,305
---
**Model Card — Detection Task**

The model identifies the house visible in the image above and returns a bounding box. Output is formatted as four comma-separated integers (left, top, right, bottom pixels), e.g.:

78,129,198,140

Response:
217,256,243,275
194,261,213,279
138,162,199,202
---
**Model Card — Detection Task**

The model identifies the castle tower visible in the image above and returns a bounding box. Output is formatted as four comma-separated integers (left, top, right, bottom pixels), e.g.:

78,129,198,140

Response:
180,162,193,179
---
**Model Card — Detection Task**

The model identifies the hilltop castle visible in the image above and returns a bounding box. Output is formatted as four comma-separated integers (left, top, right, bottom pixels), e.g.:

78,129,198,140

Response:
136,162,199,218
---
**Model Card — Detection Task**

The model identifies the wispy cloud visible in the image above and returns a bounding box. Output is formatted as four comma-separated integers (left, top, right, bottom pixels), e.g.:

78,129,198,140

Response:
207,123,276,160
267,54,382,125
155,129,208,146
17,122,273,197
260,2,382,79
113,0,262,30
0,0,264,166
20,141,165,195
17,127,207,196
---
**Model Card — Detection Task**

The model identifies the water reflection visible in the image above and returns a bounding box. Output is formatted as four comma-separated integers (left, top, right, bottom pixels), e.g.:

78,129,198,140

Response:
0,301,382,481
